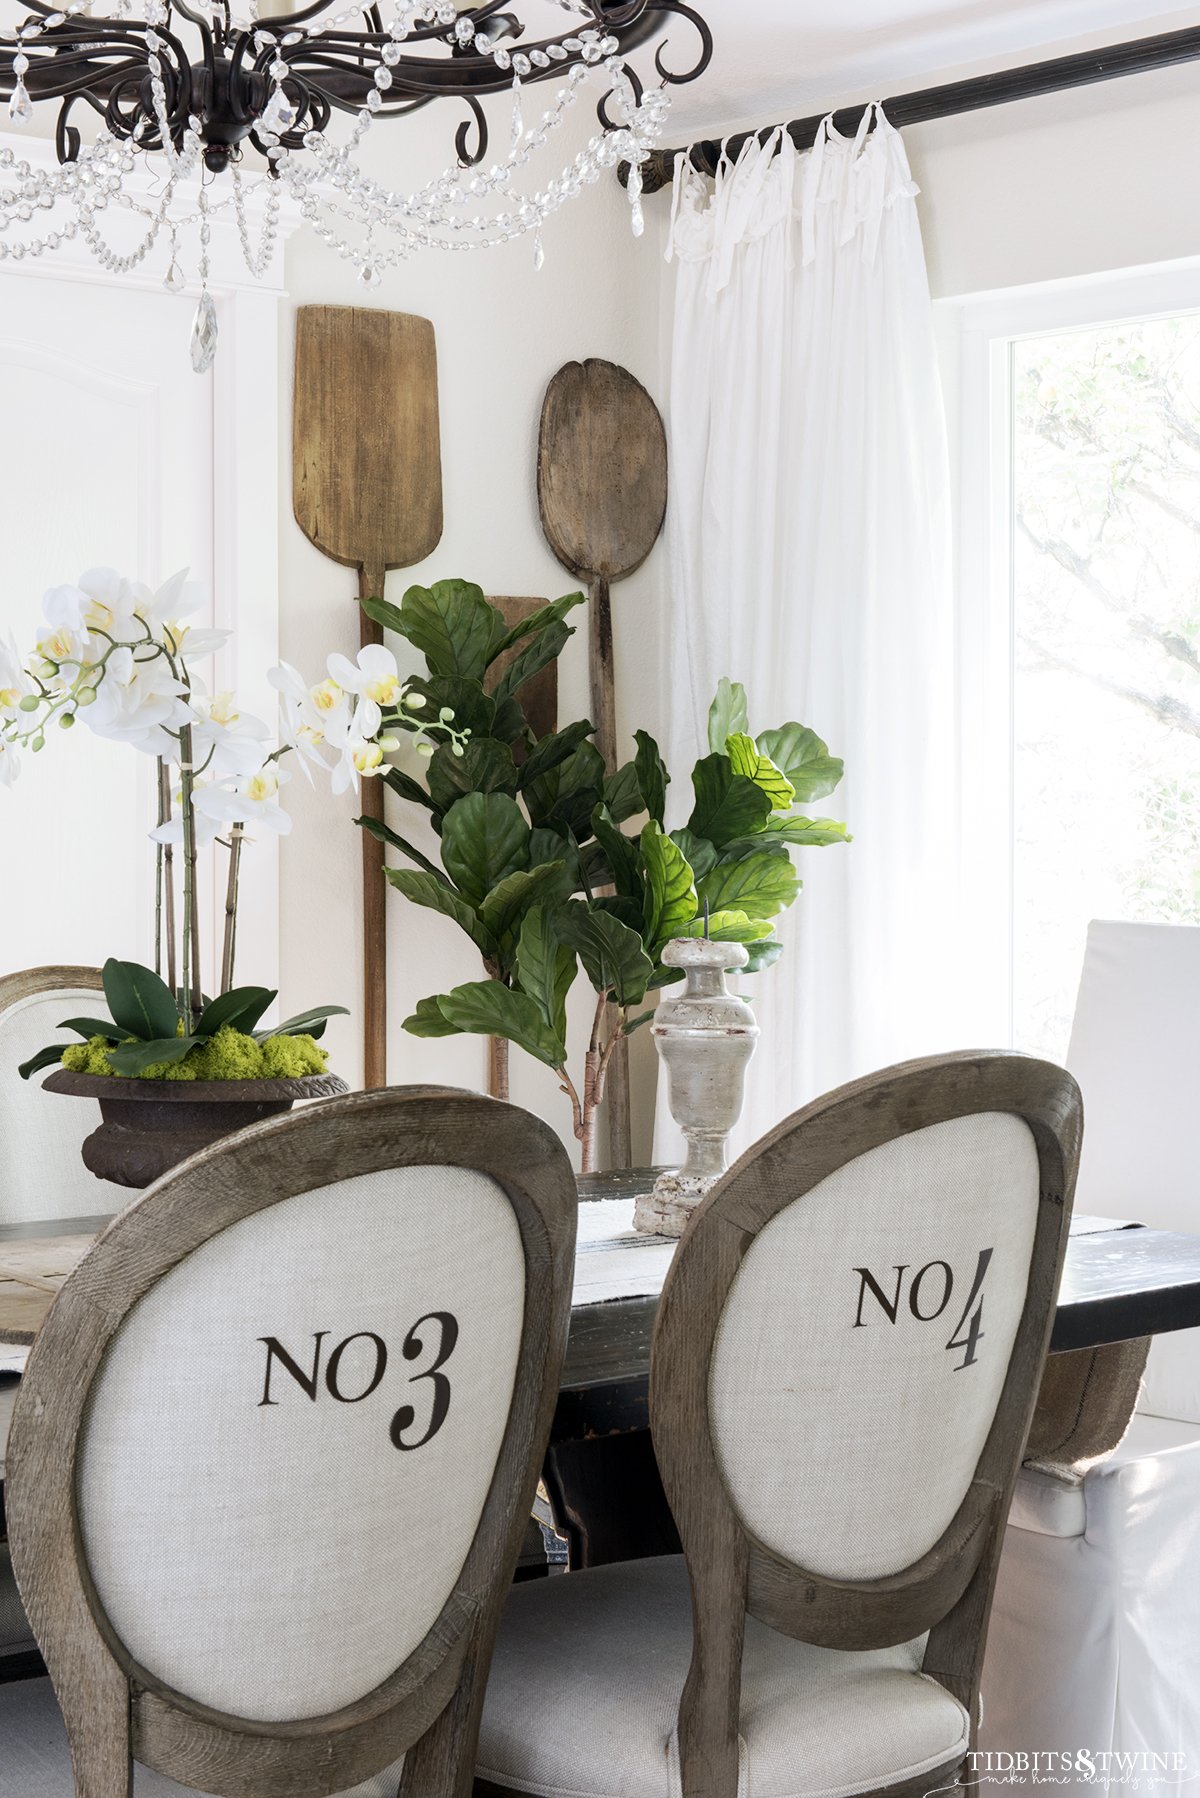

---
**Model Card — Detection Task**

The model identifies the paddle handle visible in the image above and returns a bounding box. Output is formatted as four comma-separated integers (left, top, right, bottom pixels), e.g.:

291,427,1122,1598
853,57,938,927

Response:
359,564,388,1091
587,571,632,1167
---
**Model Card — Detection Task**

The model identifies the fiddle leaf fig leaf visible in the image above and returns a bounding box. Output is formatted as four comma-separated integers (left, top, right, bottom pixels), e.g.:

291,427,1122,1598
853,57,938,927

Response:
479,863,573,956
726,733,795,812
640,821,698,950
524,741,606,837
520,720,596,789
708,678,749,754
634,730,669,827
555,902,655,1008
678,910,775,945
437,981,567,1069
386,868,497,960
687,756,772,848
492,619,571,705
669,827,718,883
742,938,785,974
426,738,518,813
517,903,578,1043
404,996,464,1040
400,675,497,744
357,814,448,883
602,761,644,825
485,591,586,665
699,850,801,920
397,580,504,682
590,803,644,905
359,595,406,637
724,814,851,854
440,792,530,907
756,724,844,803
101,958,180,1043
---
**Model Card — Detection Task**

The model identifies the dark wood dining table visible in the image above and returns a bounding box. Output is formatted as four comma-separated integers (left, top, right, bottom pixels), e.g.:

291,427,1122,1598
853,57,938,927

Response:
5,1171,1200,1566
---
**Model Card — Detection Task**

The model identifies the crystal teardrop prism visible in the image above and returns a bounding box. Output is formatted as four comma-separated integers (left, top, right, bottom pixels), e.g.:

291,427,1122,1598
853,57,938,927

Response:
533,229,545,271
164,257,186,293
189,289,218,373
259,87,298,135
8,80,32,126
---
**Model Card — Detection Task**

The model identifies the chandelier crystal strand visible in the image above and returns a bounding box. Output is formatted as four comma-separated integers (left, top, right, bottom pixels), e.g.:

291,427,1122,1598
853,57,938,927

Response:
0,0,711,362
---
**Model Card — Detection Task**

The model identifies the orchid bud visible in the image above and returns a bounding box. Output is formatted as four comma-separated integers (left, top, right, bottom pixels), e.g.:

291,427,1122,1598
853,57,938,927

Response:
59,711,75,729
18,694,40,712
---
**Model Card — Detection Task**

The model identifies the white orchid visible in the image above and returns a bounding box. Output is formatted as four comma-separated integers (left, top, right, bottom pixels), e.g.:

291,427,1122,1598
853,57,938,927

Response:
80,645,190,755
0,634,32,722
192,693,272,783
128,569,230,660
331,724,385,797
326,644,404,741
267,662,335,783
192,764,292,836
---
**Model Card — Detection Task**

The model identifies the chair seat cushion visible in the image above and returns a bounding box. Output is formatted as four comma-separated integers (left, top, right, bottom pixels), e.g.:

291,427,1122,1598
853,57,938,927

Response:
477,1556,970,1798
1008,1411,1200,1540
0,1678,405,1798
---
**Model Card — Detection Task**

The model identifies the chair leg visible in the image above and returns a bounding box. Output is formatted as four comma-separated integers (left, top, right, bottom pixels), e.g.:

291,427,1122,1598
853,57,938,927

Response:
59,1681,132,1798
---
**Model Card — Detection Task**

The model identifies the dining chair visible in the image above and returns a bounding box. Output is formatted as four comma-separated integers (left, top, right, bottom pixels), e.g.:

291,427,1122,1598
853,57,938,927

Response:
475,1050,1082,1798
2,1084,577,1798
980,920,1200,1771
0,964,126,1224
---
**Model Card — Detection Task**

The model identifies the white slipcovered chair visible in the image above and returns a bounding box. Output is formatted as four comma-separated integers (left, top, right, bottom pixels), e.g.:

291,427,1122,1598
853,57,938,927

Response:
0,965,127,1225
475,1050,1082,1798
0,1085,577,1797
980,920,1200,1781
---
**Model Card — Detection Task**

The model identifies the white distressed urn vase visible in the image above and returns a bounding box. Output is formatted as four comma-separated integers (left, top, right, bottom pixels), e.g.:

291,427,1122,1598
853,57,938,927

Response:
633,938,760,1238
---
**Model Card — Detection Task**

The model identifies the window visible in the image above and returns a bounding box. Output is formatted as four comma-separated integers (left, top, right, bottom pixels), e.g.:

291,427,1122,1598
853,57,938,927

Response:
947,264,1200,1058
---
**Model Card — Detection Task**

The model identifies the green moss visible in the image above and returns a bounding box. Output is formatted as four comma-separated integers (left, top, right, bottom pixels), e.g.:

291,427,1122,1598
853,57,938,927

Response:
64,1028,329,1081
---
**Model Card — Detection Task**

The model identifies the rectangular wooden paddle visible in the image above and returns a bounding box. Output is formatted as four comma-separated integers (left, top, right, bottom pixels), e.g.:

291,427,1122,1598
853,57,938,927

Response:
293,305,443,1089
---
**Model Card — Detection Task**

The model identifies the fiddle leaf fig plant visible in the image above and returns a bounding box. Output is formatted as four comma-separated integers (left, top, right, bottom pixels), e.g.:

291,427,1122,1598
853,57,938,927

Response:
317,578,851,1171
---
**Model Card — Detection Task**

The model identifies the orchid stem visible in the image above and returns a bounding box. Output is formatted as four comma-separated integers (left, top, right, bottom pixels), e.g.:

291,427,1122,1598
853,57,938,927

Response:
221,825,243,995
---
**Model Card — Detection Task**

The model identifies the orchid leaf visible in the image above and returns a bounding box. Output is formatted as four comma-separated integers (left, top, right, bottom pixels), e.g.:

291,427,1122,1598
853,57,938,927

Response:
18,1043,69,1081
106,1035,202,1076
197,986,276,1038
265,1005,350,1042
57,1017,120,1042
102,958,180,1043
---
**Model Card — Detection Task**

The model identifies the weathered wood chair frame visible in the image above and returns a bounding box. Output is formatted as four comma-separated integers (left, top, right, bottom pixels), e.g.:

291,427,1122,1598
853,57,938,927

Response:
649,1051,1082,1798
7,1085,577,1798
0,966,104,1013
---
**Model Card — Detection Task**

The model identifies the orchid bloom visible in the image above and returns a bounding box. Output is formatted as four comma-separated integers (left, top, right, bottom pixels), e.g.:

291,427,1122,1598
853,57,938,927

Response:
192,693,272,783
330,725,385,797
0,634,32,722
326,644,404,741
192,764,292,836
80,645,190,754
267,662,335,782
128,569,230,660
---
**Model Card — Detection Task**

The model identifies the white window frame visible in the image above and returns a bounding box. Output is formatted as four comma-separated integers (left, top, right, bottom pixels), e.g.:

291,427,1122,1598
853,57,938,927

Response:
938,256,1200,1047
0,132,302,994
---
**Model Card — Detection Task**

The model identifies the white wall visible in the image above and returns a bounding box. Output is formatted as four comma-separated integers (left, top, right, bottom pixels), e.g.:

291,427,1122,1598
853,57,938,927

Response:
276,102,666,1162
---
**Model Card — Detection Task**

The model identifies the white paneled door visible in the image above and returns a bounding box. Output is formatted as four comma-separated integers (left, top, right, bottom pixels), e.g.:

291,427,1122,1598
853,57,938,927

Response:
0,274,215,980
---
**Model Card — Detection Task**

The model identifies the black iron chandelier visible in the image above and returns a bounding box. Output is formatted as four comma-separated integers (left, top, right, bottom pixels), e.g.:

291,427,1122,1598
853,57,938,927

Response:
0,0,711,365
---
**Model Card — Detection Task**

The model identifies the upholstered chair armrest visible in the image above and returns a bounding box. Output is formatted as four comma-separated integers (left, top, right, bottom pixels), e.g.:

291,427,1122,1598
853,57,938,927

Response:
1023,1338,1150,1480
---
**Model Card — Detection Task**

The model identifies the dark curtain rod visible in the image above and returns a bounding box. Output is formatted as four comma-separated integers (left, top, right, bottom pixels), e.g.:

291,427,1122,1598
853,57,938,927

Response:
635,22,1200,194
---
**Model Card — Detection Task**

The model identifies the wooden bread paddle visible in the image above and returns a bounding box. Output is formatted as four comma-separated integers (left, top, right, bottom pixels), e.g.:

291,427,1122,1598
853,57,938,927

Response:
293,305,443,1090
537,359,669,1164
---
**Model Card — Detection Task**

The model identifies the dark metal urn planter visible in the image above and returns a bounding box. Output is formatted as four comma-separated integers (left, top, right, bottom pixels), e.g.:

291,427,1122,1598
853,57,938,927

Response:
44,1070,350,1190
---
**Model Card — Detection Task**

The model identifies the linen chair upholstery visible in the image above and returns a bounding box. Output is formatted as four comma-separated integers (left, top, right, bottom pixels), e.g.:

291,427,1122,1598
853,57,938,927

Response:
0,966,126,1224
5,1086,577,1798
980,920,1200,1776
477,1051,1081,1798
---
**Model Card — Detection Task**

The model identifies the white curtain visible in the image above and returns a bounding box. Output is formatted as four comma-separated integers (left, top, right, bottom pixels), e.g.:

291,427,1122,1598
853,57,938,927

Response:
656,108,957,1160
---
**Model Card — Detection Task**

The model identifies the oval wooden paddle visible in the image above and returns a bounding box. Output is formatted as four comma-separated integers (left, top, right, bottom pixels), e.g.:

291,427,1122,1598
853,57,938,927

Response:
537,359,669,1164
538,359,668,771
293,305,443,1089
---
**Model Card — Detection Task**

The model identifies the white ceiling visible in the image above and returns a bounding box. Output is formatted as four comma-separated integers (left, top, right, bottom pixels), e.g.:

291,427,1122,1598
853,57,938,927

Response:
664,0,1200,135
